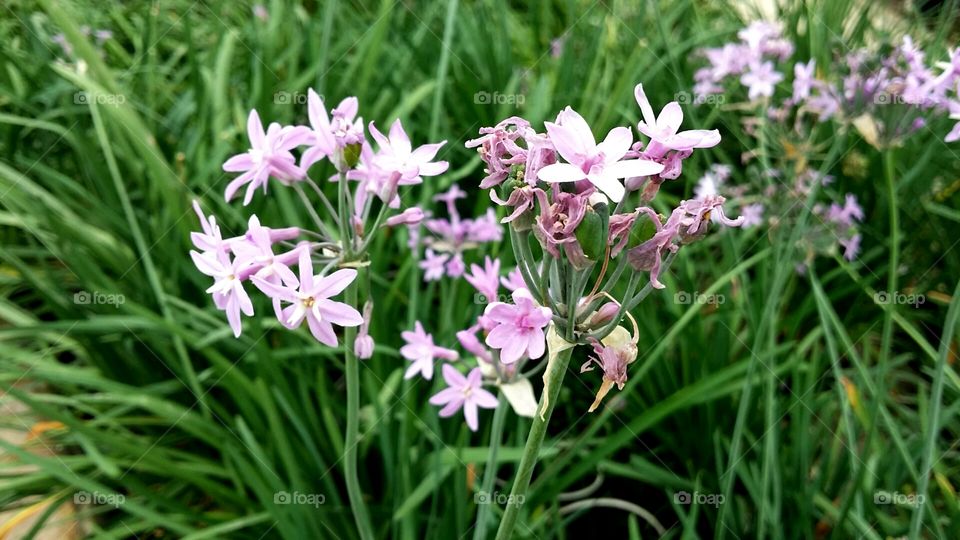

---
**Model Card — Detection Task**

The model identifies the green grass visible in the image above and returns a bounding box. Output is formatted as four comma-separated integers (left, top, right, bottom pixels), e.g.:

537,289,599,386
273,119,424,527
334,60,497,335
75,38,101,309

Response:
1,0,959,538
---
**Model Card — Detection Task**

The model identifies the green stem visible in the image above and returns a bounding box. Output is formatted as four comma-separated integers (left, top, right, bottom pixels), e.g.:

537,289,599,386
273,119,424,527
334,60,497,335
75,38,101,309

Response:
343,282,375,540
495,346,575,540
473,392,508,540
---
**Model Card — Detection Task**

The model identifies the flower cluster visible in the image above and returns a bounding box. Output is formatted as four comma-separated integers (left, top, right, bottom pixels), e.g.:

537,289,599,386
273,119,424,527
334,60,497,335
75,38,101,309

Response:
418,185,502,280
403,259,549,431
695,21,960,146
190,91,448,351
457,82,743,416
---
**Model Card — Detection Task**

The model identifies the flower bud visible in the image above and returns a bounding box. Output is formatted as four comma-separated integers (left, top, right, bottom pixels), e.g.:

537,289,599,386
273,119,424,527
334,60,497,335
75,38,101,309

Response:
385,207,424,227
342,142,363,170
573,202,609,263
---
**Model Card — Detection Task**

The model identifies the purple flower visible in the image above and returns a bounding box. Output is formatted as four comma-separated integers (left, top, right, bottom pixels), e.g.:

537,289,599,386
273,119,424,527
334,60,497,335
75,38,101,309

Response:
741,61,783,100
223,110,309,205
429,365,498,431
483,288,552,364
840,233,862,261
251,251,362,346
465,256,501,303
634,84,721,154
400,321,459,380
536,107,664,202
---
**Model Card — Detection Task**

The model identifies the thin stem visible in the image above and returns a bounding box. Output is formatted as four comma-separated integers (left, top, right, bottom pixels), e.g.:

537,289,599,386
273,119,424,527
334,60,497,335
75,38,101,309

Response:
473,392,508,540
305,176,341,228
495,346,575,540
294,183,333,239
343,282,375,540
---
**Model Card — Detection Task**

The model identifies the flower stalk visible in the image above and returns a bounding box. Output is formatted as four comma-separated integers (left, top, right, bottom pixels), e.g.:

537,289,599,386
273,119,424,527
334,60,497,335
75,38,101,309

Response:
495,346,575,540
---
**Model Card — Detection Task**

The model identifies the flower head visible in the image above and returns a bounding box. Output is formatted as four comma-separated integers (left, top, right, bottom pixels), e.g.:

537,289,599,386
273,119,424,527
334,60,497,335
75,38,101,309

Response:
251,250,362,346
429,365,498,431
223,110,309,205
634,84,721,155
483,288,552,364
536,107,664,202
400,321,459,380
464,256,502,303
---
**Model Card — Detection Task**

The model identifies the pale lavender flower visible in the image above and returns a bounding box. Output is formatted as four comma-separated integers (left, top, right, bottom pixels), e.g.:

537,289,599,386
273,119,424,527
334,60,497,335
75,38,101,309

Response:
429,365,498,431
190,249,254,337
793,59,816,101
536,107,664,202
740,203,765,228
634,84,721,155
369,119,448,188
500,267,526,292
223,110,309,205
483,288,552,364
840,233,862,261
420,249,449,281
741,61,783,100
251,251,362,346
465,256,501,303
401,321,459,380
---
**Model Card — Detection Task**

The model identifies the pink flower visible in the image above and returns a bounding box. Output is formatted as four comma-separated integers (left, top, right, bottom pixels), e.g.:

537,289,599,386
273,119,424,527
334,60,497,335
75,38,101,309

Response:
536,107,664,202
400,321,459,380
420,249,449,281
385,207,424,227
190,249,254,337
190,200,226,253
464,256,501,303
299,90,365,171
369,119,449,185
634,84,721,154
500,267,526,292
223,110,309,205
456,324,492,363
741,61,784,100
429,364,498,431
483,288,552,364
251,250,362,346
